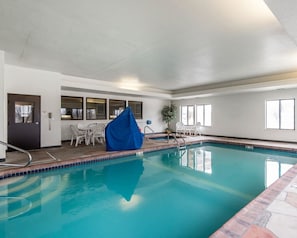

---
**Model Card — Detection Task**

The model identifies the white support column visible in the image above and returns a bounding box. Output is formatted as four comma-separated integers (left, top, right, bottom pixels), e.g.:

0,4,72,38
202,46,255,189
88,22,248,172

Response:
0,51,5,159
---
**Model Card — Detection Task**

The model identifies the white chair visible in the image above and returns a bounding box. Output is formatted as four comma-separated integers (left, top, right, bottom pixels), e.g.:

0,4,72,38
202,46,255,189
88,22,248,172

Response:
70,124,88,147
185,125,194,135
193,122,201,136
176,122,185,135
89,123,106,146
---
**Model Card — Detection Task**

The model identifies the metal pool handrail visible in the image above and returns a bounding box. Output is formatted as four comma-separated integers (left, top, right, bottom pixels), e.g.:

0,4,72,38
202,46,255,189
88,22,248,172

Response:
144,125,155,135
0,140,32,167
168,133,186,149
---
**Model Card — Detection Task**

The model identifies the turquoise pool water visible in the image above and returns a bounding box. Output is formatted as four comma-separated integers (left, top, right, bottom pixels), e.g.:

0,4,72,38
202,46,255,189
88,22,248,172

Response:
1,143,297,238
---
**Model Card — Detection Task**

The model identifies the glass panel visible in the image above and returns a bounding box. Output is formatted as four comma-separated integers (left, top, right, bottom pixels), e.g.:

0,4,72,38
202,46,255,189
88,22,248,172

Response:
15,101,34,123
196,105,204,125
280,99,294,129
266,100,279,129
128,101,143,119
205,104,212,126
109,100,126,119
188,106,194,125
72,109,83,120
61,96,83,120
181,106,188,125
86,98,107,120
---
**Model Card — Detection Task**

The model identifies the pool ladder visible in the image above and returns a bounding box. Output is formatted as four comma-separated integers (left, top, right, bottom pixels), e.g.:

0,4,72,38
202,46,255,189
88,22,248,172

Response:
172,134,187,159
0,140,32,167
169,133,187,151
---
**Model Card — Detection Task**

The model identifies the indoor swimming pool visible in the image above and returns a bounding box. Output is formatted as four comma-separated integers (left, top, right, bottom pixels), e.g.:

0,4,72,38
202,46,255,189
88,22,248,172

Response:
1,143,297,238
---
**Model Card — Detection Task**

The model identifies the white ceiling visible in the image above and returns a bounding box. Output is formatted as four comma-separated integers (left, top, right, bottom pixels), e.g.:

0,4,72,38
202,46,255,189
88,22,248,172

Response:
1,0,297,96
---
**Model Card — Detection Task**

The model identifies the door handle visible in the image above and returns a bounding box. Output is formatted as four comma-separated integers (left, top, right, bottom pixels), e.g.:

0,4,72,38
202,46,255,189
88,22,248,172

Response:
35,122,39,125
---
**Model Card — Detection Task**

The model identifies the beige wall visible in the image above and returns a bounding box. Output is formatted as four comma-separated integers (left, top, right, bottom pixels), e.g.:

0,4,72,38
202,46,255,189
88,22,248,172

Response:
4,65,62,147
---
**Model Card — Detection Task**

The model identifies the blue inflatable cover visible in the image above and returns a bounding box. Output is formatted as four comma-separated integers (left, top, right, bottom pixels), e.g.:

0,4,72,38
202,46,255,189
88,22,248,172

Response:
105,107,144,151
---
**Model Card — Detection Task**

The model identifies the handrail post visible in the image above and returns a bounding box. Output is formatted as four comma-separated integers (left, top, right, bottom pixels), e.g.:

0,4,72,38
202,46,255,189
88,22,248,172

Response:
144,125,155,135
0,140,32,167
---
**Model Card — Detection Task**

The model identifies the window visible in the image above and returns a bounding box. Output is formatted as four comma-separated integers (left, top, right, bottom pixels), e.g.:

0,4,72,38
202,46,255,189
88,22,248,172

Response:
109,99,126,119
86,98,107,120
15,101,34,123
128,101,143,119
196,104,212,126
266,99,295,130
181,105,194,125
61,96,83,120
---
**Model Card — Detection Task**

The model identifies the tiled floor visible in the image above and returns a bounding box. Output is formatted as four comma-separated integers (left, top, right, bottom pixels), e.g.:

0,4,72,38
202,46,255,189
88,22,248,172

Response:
1,135,297,237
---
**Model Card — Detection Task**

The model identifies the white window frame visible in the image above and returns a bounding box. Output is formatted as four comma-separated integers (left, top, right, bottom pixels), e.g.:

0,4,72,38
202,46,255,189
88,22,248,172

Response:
265,99,295,130
180,105,195,126
196,104,212,126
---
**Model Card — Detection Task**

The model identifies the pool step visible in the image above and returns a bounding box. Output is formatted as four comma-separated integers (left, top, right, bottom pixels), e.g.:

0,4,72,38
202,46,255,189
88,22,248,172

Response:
0,176,39,195
0,174,68,220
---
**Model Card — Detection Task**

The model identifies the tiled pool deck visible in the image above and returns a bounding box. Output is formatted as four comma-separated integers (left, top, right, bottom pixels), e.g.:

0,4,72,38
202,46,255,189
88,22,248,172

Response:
1,135,297,238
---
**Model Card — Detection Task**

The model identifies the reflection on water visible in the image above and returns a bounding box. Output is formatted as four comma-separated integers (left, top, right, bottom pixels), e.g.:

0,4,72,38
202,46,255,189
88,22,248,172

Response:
179,149,212,174
103,159,144,201
0,197,32,220
119,194,142,210
265,160,293,187
168,146,295,188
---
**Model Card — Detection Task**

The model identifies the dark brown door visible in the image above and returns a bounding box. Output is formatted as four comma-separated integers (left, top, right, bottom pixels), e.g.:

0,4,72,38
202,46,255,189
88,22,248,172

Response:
8,94,41,150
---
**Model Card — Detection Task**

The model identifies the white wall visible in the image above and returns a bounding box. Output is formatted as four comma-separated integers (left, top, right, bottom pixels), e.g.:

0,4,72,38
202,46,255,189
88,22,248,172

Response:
61,89,169,141
2,65,169,148
0,51,5,158
6,64,296,146
4,65,61,147
174,88,297,142
142,98,169,133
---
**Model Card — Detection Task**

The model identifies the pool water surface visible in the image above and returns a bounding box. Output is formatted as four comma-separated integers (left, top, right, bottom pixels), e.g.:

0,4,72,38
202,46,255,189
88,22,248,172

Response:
1,143,297,238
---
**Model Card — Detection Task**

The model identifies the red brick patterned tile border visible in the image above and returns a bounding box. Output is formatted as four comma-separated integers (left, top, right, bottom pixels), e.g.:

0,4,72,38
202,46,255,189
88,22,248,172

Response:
242,225,277,238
